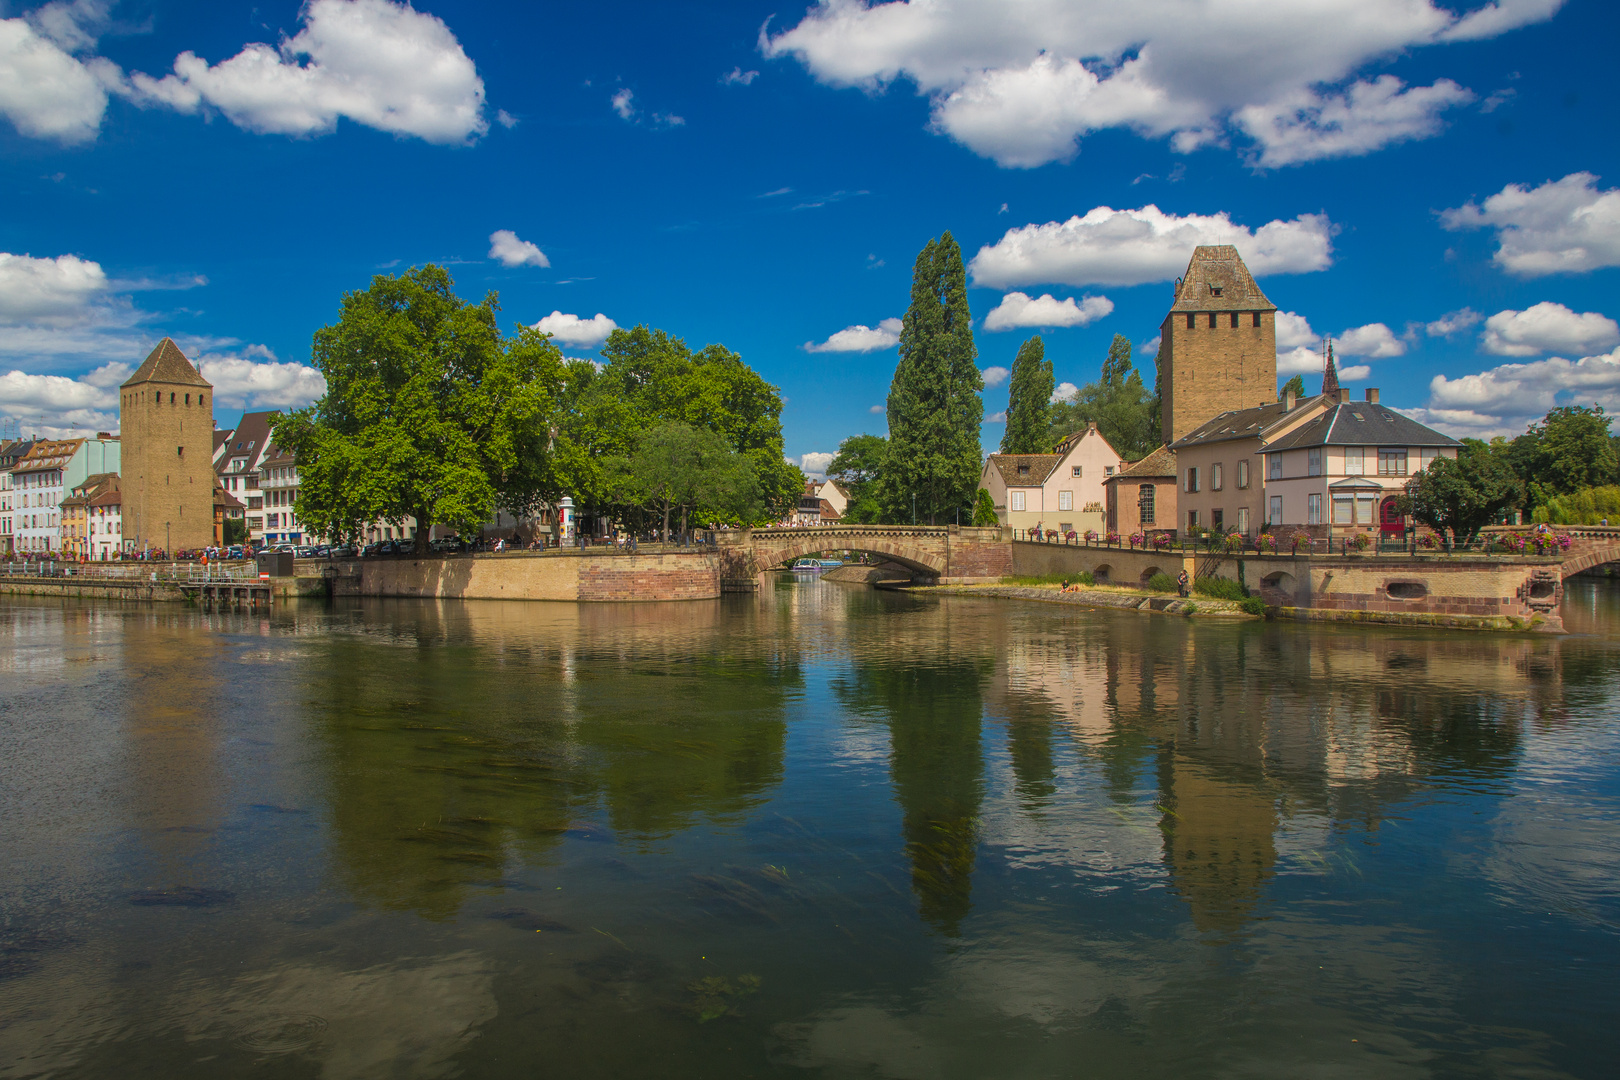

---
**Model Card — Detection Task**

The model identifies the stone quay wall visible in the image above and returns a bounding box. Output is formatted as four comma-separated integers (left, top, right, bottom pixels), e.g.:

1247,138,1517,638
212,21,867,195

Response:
0,576,186,602
334,550,722,602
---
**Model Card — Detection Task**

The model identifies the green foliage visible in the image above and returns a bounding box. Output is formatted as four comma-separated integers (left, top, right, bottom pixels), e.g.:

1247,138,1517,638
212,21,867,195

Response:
972,487,999,526
1279,374,1306,400
623,422,760,537
880,232,983,524
829,433,888,523
273,265,564,551
1511,405,1618,500
222,517,247,545
1046,334,1159,461
1239,596,1266,616
1192,576,1247,601
1534,484,1620,524
1001,336,1053,454
1146,572,1178,593
1399,439,1522,543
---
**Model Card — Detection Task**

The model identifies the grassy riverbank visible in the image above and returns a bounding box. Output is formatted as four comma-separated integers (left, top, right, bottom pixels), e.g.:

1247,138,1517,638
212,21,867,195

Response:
915,580,1259,619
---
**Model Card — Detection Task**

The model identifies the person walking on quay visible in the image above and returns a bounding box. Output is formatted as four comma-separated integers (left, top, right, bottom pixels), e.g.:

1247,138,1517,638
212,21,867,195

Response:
1177,569,1190,598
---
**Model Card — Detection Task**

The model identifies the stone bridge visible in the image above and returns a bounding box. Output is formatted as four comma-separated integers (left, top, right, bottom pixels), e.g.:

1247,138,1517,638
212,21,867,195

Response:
1533,526,1620,579
707,524,1012,586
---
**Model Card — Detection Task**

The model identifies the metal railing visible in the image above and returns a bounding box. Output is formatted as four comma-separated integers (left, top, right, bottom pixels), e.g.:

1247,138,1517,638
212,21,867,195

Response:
1009,528,1572,559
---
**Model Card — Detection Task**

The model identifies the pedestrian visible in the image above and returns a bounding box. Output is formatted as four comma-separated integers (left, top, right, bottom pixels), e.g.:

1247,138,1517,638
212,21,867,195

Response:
1176,569,1189,597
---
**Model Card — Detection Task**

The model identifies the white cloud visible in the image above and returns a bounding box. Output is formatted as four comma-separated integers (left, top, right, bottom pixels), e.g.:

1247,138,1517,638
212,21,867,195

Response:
532,311,617,348
763,0,1560,168
495,108,517,128
980,365,1010,387
1051,382,1078,403
969,205,1333,289
1233,76,1473,168
197,349,327,410
1442,172,1620,277
1336,322,1405,358
805,317,903,353
0,253,109,324
611,88,635,121
1419,346,1620,438
1338,363,1371,381
126,0,487,144
1274,310,1318,350
1139,334,1160,357
868,404,884,414
487,229,549,269
1426,308,1482,337
722,67,759,86
0,14,113,143
985,410,1007,423
800,451,835,475
1277,346,1325,376
1481,302,1620,357
983,292,1112,331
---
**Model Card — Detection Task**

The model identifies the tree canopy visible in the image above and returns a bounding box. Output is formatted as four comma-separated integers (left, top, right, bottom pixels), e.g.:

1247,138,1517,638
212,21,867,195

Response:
272,265,563,552
828,433,887,523
1509,405,1618,507
624,421,761,538
1046,334,1159,462
1400,439,1522,542
1001,336,1054,454
879,233,983,524
1279,374,1306,400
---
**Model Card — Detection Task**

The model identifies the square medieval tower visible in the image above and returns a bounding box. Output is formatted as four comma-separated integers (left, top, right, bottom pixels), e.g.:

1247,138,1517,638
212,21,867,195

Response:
1158,246,1278,446
119,338,216,553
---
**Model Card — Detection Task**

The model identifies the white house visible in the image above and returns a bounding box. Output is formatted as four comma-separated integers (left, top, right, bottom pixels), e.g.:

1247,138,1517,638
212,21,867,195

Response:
12,436,120,554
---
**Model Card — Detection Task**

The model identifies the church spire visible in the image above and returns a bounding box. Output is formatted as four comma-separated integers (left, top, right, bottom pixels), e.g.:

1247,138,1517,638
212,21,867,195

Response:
1320,339,1340,398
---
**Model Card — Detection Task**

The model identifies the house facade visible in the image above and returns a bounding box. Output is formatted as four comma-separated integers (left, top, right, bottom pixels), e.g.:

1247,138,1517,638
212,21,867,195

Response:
1169,391,1332,536
980,423,1123,534
12,436,120,553
1258,388,1460,536
214,411,273,545
60,473,121,559
0,438,34,555
259,444,304,546
1103,444,1178,537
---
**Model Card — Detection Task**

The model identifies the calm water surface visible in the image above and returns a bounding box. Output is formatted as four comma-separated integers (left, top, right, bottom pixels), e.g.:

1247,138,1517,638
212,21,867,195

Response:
2,579,1619,1078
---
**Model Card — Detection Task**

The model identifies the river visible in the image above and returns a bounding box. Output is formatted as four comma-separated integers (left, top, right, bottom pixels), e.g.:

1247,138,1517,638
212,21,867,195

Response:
2,578,1618,1078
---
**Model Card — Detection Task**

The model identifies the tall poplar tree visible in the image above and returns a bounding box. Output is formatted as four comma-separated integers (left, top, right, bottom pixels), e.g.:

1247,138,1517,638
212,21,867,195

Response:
880,233,984,524
1000,336,1053,454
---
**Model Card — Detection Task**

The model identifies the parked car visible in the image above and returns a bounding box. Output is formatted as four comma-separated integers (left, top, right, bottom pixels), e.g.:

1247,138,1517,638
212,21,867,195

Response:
295,546,319,558
429,537,466,553
226,545,245,560
328,543,356,558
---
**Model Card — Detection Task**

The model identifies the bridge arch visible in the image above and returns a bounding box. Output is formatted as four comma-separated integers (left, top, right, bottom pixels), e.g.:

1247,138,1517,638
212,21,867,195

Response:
755,535,946,577
1559,543,1620,580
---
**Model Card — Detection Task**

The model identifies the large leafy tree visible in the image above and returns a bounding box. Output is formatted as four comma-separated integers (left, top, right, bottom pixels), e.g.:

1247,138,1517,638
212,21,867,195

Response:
273,266,563,553
827,433,887,523
625,421,761,539
1046,334,1158,461
880,233,984,523
1399,439,1522,542
1510,404,1618,505
1000,336,1053,454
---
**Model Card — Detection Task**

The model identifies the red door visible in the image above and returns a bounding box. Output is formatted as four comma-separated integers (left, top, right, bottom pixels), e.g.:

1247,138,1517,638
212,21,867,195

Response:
1380,497,1404,536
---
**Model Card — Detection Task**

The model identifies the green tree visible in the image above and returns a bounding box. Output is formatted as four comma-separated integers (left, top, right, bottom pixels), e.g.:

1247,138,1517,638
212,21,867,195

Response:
222,517,248,545
972,487,999,526
1279,374,1306,400
1399,439,1522,542
1513,404,1618,500
273,266,564,553
880,233,984,524
1000,336,1054,454
1046,334,1158,461
624,421,761,539
828,433,888,523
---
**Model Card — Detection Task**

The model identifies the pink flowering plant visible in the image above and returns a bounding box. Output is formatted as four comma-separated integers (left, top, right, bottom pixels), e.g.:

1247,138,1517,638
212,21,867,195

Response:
1084,529,1098,543
1129,532,1146,548
1152,532,1173,550
1350,532,1372,552
1106,531,1121,545
1256,533,1277,553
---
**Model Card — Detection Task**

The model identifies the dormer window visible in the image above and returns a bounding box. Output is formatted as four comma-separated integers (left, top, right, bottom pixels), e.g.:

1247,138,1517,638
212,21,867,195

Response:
1210,286,1223,297
1017,465,1030,476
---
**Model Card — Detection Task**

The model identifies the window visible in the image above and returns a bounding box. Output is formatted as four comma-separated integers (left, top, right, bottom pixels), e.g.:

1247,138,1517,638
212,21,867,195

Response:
1058,490,1073,511
176,446,184,458
1212,463,1223,490
1187,313,1196,329
1252,312,1262,327
1332,495,1353,525
1268,454,1282,480
1421,447,1439,470
1210,285,1223,297
1016,464,1030,476
1138,485,1155,524
1208,313,1217,328
1345,447,1364,475
1071,465,1082,477
1269,495,1283,525
1104,465,1115,476
1308,447,1323,476
1237,507,1250,534
1185,467,1200,493
1212,508,1224,529
1378,449,1408,476
1237,459,1250,489
1188,510,1199,529
1009,490,1026,512
1229,312,1239,328
1357,496,1375,525
1308,494,1322,524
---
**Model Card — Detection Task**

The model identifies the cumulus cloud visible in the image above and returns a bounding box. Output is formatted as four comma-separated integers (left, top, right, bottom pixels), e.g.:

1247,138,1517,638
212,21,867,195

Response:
1442,172,1620,277
985,410,1007,423
980,365,1010,387
1140,334,1160,357
800,451,835,475
487,229,549,268
1338,363,1371,381
1336,322,1406,358
969,205,1333,289
1277,346,1325,376
610,88,635,121
868,404,884,414
762,0,1559,168
983,292,1112,331
532,311,617,348
0,253,109,324
805,317,903,353
1418,346,1620,438
1051,382,1079,403
1274,311,1318,350
0,11,116,143
722,67,759,86
1481,302,1620,357
126,0,487,144
1426,308,1482,337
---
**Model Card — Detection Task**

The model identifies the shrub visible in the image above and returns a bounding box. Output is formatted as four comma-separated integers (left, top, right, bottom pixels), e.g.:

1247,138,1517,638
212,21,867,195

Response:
1239,596,1266,616
1193,575,1247,601
1147,572,1178,592
1151,533,1173,550
1182,602,1197,614
1349,532,1372,551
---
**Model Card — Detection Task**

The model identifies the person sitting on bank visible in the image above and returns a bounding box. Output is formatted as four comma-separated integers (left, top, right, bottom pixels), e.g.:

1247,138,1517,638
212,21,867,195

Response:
1177,570,1190,597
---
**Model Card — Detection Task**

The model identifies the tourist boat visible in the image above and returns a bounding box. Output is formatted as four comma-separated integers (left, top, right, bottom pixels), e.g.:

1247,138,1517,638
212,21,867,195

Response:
791,558,823,571
816,558,844,568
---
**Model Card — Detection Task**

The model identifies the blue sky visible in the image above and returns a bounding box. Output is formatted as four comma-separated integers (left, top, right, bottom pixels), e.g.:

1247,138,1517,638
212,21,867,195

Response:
2,0,1618,475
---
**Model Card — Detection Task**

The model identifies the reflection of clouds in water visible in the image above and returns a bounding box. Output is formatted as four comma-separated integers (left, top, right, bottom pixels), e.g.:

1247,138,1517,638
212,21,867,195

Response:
0,952,496,1080
827,723,890,769
976,754,1164,880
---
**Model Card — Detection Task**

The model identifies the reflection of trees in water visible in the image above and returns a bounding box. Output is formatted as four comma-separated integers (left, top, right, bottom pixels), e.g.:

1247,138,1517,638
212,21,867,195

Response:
309,599,797,918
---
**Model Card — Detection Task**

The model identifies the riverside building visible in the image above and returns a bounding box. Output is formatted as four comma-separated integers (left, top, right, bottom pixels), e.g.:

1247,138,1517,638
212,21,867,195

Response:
120,339,215,553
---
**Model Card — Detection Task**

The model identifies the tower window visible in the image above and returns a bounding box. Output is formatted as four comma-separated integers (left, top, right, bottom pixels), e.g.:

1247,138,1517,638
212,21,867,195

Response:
1210,286,1223,297
169,392,175,404
1187,313,1195,329
1252,312,1262,327
1208,313,1217,328
1229,312,1239,328
177,446,184,458
185,394,190,405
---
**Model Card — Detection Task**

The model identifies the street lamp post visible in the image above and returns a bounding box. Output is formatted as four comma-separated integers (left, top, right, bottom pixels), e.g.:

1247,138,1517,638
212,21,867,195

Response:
912,492,916,525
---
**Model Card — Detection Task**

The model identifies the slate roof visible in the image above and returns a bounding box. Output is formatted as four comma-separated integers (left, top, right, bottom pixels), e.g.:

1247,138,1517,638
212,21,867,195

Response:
1260,402,1461,452
1167,245,1277,314
216,411,275,474
214,483,245,510
122,338,211,389
987,453,1061,487
1106,444,1177,480
1170,396,1330,450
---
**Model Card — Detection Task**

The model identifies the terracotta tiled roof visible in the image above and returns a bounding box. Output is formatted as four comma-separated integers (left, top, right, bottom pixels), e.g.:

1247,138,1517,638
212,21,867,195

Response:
818,499,841,521
122,338,211,388
1107,444,1177,480
987,453,1061,487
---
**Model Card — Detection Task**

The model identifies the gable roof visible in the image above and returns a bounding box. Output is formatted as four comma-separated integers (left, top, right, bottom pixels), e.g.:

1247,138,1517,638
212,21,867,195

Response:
15,438,84,474
122,338,211,389
217,411,275,474
1106,444,1177,480
1052,422,1123,460
1261,401,1462,452
986,453,1061,487
1167,246,1277,314
1171,395,1331,450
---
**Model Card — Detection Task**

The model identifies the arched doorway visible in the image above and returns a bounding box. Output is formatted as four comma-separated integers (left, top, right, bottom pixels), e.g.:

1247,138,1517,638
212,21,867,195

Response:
1380,496,1404,536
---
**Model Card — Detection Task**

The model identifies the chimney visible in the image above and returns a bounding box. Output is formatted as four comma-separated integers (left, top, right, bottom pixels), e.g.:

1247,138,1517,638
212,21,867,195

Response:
1365,388,1379,404
1284,388,1296,412
1338,388,1351,403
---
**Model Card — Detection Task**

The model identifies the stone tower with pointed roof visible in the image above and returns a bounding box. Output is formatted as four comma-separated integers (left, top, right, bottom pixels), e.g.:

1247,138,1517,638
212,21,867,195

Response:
119,338,216,552
1320,340,1341,397
1158,245,1279,445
